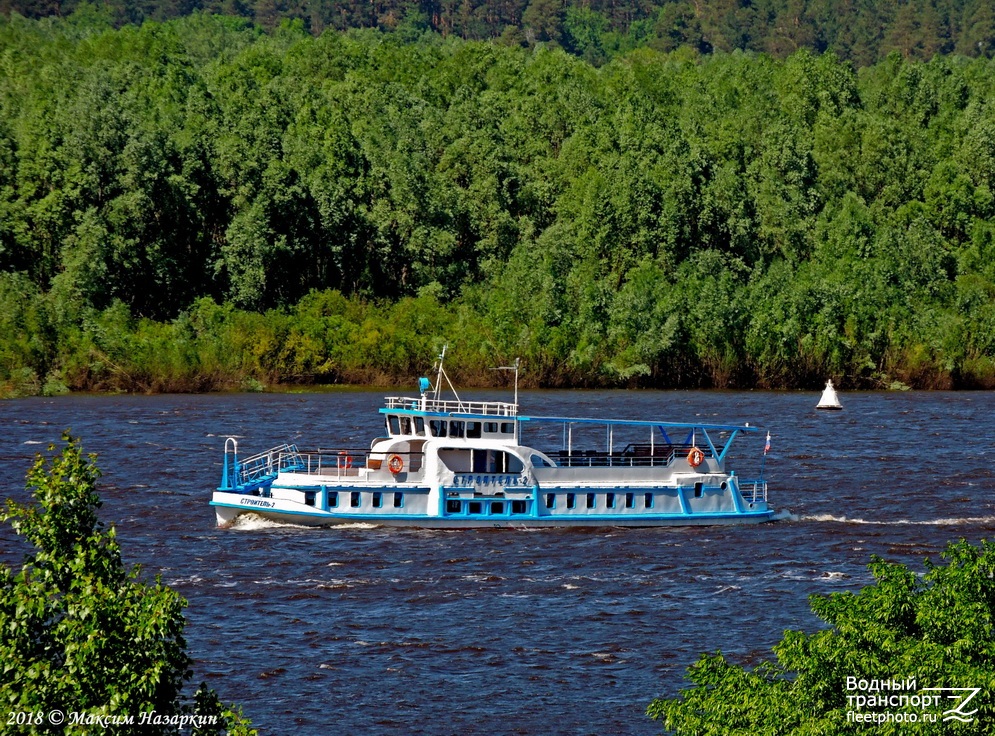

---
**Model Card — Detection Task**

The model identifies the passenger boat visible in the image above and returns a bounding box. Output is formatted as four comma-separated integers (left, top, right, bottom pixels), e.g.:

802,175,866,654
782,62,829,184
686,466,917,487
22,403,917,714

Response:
211,352,775,528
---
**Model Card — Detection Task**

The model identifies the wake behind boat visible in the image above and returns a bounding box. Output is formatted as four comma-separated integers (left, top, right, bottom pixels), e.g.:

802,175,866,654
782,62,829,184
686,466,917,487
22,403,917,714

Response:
212,352,775,528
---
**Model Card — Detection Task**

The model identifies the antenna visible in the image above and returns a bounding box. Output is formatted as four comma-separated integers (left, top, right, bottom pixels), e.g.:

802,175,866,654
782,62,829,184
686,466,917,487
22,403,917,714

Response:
491,357,520,409
492,357,521,441
433,345,447,401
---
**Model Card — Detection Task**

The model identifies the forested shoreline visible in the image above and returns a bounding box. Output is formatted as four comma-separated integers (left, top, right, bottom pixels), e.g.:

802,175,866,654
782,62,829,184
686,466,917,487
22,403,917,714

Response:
5,0,995,67
4,12,995,396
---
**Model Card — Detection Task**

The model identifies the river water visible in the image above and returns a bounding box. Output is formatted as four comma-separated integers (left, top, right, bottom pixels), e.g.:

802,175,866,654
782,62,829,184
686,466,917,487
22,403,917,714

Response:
1,389,993,735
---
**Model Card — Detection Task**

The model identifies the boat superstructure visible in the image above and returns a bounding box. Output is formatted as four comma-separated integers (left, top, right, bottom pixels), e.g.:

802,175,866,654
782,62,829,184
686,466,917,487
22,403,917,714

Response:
211,355,775,528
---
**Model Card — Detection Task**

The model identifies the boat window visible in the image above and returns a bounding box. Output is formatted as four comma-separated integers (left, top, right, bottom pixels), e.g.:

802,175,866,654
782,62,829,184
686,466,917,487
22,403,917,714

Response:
530,454,552,468
468,501,482,514
511,500,526,514
566,493,576,509
327,491,338,508
305,492,315,507
446,499,461,513
449,421,465,438
484,422,498,433
606,492,615,509
694,482,703,498
399,417,412,435
414,417,425,436
351,491,361,508
500,422,514,434
586,493,596,509
505,452,524,473
472,449,487,473
644,492,653,509
429,420,447,437
625,493,634,509
466,422,482,439
491,501,505,515
388,416,400,435
439,448,472,472
545,493,555,509
373,492,383,508
393,492,404,508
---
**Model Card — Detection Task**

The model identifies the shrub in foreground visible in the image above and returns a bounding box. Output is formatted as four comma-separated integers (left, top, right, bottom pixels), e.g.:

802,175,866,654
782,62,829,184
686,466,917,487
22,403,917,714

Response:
649,539,995,734
0,434,254,735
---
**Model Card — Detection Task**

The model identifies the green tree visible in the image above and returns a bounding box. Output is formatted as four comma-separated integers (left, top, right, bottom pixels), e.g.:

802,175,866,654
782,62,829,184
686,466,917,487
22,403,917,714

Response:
648,539,995,734
0,434,254,735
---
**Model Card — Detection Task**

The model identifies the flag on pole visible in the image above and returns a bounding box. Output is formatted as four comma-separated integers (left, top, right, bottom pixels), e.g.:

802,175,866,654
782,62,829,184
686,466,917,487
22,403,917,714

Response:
764,432,771,455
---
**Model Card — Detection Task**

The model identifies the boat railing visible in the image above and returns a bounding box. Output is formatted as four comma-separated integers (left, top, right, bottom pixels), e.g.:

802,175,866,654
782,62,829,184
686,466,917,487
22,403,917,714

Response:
291,448,426,476
738,479,768,503
233,444,306,488
384,396,518,417
550,444,709,468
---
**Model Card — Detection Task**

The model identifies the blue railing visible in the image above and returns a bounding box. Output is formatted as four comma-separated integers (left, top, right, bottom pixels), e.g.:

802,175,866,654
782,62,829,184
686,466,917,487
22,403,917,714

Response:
220,441,306,492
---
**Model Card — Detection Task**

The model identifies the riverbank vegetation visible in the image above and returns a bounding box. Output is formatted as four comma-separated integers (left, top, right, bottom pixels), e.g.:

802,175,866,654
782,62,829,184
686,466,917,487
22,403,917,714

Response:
648,539,995,734
4,12,995,395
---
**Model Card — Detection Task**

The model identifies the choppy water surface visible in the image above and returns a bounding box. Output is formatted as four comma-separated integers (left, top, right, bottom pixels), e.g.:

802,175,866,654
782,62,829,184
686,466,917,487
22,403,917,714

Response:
1,390,994,735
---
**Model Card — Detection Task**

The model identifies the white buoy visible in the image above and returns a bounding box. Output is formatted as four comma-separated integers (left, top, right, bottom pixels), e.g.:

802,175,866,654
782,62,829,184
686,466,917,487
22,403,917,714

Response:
816,379,842,410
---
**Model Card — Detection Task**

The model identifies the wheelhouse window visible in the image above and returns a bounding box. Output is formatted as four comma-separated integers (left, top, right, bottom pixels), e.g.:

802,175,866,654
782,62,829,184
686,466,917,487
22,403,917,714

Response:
466,421,482,439
429,420,448,437
387,416,400,436
484,422,498,434
414,417,426,436
500,422,515,434
399,417,412,435
449,421,465,438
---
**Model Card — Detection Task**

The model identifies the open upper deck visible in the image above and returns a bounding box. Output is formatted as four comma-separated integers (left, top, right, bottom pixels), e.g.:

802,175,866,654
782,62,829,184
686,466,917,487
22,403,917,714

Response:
383,396,518,417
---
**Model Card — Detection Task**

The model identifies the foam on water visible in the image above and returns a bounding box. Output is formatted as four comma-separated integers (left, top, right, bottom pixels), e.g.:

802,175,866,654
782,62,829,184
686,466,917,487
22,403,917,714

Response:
800,513,995,526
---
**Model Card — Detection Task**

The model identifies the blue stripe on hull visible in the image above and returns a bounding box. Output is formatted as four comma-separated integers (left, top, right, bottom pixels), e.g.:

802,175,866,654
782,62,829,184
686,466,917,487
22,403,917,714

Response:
211,500,775,527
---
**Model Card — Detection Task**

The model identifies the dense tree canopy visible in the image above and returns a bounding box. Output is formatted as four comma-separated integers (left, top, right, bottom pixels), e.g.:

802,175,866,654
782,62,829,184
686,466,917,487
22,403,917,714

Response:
3,13,995,394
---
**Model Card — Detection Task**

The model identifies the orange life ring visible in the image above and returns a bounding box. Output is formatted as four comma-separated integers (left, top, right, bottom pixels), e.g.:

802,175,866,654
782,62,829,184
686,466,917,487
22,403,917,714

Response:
687,447,704,468
387,454,404,474
338,451,352,469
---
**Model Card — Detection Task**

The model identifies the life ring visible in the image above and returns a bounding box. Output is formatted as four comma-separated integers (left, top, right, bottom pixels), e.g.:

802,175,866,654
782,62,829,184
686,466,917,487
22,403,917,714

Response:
387,454,404,474
338,451,352,469
687,447,704,468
